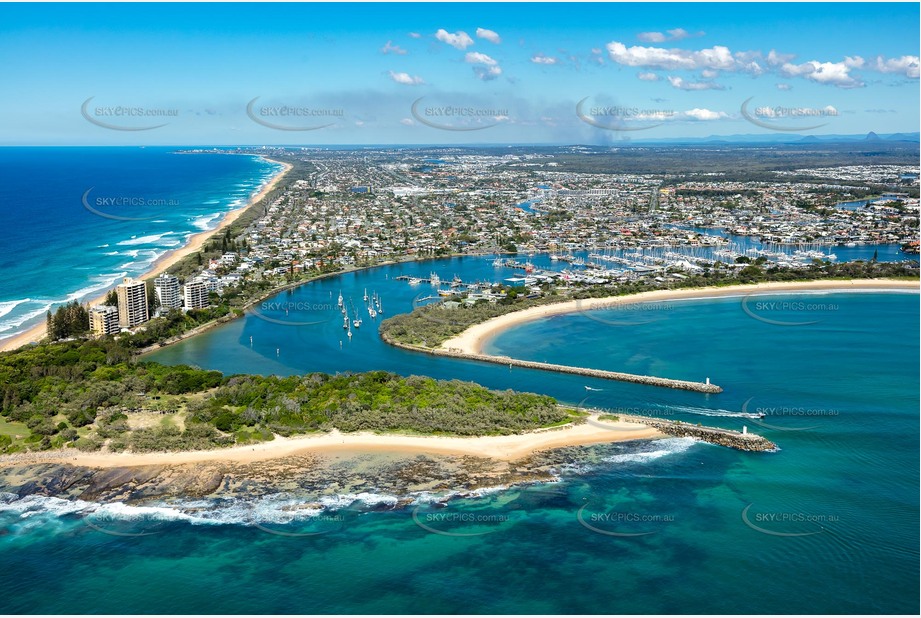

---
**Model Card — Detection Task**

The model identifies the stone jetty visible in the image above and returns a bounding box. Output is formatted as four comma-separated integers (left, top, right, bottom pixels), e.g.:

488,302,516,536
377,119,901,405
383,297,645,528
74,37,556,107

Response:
383,337,723,394
614,414,777,451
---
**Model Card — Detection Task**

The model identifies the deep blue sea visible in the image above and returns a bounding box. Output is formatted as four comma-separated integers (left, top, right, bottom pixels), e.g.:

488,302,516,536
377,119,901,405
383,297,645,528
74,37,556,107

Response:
0,147,281,344
0,150,918,614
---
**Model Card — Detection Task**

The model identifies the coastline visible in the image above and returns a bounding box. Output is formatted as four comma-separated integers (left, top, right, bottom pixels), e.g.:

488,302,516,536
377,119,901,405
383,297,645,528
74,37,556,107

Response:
0,156,292,353
440,278,920,355
0,414,663,468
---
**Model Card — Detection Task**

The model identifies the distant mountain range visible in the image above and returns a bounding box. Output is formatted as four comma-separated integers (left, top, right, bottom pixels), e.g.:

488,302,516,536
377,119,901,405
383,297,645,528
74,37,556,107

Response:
629,132,919,145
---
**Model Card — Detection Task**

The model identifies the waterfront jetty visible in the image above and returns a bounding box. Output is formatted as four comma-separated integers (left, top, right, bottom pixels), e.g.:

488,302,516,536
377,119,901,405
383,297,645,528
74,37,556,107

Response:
383,337,723,393
611,414,776,451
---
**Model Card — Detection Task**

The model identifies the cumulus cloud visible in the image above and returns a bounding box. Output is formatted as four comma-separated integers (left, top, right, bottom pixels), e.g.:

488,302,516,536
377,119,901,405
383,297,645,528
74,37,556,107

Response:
476,28,501,44
607,42,739,72
606,40,913,88
473,65,502,81
776,83,793,90
531,53,558,65
637,31,667,43
465,51,498,66
679,108,729,121
667,76,724,90
400,118,415,125
637,72,660,81
871,54,920,78
388,71,425,85
637,28,699,43
463,51,502,80
435,29,474,50
381,41,407,55
408,32,422,39
780,60,863,88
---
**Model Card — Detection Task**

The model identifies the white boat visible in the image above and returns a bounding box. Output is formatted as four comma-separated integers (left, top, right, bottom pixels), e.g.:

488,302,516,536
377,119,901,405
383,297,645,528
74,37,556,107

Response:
363,288,368,302
337,291,343,308
429,273,440,286
368,306,377,318
342,316,349,329
353,318,362,328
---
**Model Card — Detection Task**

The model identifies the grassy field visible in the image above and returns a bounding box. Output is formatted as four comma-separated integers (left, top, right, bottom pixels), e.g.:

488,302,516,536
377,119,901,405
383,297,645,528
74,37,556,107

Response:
0,418,29,438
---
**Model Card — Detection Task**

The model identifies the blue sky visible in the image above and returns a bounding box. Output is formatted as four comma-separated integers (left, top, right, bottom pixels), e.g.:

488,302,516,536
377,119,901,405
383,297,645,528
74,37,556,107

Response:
0,2,918,145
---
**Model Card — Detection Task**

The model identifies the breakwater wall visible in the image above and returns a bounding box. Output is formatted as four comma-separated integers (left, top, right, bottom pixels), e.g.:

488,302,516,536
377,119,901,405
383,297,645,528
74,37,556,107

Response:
616,414,776,451
383,337,723,394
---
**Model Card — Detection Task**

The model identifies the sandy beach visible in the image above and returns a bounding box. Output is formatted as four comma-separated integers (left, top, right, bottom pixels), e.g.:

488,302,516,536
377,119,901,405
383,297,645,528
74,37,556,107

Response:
0,157,292,353
0,415,661,469
441,279,920,355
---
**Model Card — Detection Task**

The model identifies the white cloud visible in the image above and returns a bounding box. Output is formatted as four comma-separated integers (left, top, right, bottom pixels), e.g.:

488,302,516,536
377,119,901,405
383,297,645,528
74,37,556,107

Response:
465,51,498,66
607,42,738,72
844,56,865,69
607,40,894,89
766,50,795,66
679,108,729,121
637,28,699,43
780,60,863,88
408,32,422,39
464,52,501,80
667,76,724,90
871,54,920,78
531,53,558,65
400,118,415,126
637,31,667,43
637,72,660,81
473,65,502,81
388,71,425,86
435,29,474,50
776,83,792,90
381,41,407,55
476,28,501,44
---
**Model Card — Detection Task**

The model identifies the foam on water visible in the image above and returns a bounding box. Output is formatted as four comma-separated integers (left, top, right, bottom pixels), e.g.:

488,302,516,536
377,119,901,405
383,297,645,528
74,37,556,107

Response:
116,232,176,246
602,436,700,465
0,299,29,321
191,213,223,230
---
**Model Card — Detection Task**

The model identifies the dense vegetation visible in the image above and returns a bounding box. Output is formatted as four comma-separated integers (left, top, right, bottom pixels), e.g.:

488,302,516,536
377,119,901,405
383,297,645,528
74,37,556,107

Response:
0,338,572,455
380,261,918,348
45,301,90,341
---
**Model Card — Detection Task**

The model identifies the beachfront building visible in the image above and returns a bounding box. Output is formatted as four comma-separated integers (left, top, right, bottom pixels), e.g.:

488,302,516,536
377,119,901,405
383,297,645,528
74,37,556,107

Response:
116,277,149,328
183,280,209,310
89,305,119,336
154,274,182,310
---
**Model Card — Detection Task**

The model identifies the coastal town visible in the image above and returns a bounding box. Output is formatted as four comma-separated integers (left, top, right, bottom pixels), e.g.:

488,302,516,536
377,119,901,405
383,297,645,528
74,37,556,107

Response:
81,146,917,339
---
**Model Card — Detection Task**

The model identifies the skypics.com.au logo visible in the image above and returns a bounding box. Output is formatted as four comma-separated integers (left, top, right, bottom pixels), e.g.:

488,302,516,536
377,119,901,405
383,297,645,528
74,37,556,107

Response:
81,97,178,131
740,97,838,132
246,97,344,131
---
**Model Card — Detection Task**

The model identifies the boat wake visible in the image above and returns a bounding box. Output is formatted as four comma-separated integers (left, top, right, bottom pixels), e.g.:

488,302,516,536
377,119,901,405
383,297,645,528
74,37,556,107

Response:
654,403,763,419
